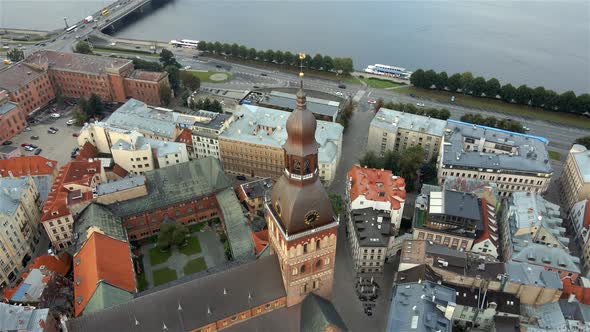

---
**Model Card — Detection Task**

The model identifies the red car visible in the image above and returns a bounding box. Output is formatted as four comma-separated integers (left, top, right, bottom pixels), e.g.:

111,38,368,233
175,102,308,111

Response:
21,143,30,147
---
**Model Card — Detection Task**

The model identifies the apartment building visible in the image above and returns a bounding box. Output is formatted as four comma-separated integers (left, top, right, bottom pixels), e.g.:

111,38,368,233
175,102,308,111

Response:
438,120,553,196
237,177,272,216
561,144,590,211
0,176,42,287
0,90,27,144
346,165,406,232
502,192,580,280
368,108,446,161
111,134,188,175
0,62,55,116
567,199,590,277
175,129,195,159
219,105,343,184
41,160,101,250
347,208,391,273
190,110,232,159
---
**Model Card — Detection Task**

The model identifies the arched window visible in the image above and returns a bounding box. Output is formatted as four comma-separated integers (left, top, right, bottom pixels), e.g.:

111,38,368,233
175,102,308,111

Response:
316,239,320,250
300,265,306,274
315,260,321,268
303,243,308,254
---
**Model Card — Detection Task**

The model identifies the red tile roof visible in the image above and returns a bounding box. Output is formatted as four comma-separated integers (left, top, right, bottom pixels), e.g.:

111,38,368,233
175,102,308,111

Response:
29,253,72,276
75,142,98,161
175,128,193,146
73,232,135,317
128,70,167,82
347,165,406,210
41,160,101,222
252,230,269,255
561,277,590,305
111,164,128,178
0,156,57,177
475,200,499,246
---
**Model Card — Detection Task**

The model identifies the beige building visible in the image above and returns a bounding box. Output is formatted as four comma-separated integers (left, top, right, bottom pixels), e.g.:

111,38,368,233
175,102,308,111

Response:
190,110,233,159
110,134,188,175
94,175,148,205
0,176,42,287
561,144,590,210
368,108,446,161
438,121,553,197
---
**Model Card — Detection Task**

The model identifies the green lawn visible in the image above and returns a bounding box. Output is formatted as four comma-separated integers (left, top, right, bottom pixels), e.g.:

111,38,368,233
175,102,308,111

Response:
183,257,207,275
361,77,406,89
136,273,148,292
152,268,177,286
395,86,590,129
148,246,172,266
179,236,202,256
548,150,561,161
188,222,205,233
183,70,231,83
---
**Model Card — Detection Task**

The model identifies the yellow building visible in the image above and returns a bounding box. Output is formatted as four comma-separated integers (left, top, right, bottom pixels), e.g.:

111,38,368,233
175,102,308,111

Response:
561,144,590,210
0,176,42,287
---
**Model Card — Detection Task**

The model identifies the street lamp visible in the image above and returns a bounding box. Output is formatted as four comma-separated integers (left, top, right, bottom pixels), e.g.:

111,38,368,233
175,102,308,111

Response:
63,17,69,29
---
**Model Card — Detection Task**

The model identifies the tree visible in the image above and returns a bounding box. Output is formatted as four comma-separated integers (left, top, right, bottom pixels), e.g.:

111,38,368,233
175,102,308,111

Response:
410,69,426,88
157,222,188,250
213,42,223,54
264,49,275,62
423,70,437,89
558,91,577,113
202,98,211,111
311,54,324,70
256,50,266,61
180,89,190,107
398,146,425,192
575,136,590,149
375,98,384,111
210,100,223,113
531,86,546,107
434,71,448,90
514,84,532,105
329,193,344,216
159,49,180,68
283,51,295,66
499,84,516,103
165,65,180,91
247,48,257,60
133,58,163,71
447,73,462,92
303,54,312,68
459,72,474,94
54,85,63,107
7,48,24,62
86,94,104,117
273,50,284,64
230,43,240,56
421,157,438,185
359,150,381,169
323,56,334,71
470,77,487,97
197,41,208,51
222,43,231,55
543,90,559,111
484,78,501,98
238,45,248,59
577,94,590,115
74,41,92,54
73,109,88,126
333,57,353,75
180,71,201,91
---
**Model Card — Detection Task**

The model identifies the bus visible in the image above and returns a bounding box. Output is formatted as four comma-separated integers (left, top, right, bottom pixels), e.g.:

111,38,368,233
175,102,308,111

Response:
101,9,109,16
65,25,78,33
170,39,199,49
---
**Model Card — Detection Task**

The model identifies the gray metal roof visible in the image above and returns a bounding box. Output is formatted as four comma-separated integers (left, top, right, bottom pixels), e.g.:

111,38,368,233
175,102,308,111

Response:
31,175,52,205
570,144,590,183
442,120,553,174
372,108,447,137
66,254,286,332
559,299,590,323
216,188,255,261
265,90,340,119
220,105,343,164
0,302,49,332
239,177,272,200
300,293,348,331
72,203,126,253
386,281,455,332
0,145,17,154
0,100,17,115
96,175,146,196
510,243,580,274
108,158,231,218
504,261,563,288
437,190,481,221
105,99,177,139
350,208,391,247
0,177,30,215
521,302,566,330
190,111,232,130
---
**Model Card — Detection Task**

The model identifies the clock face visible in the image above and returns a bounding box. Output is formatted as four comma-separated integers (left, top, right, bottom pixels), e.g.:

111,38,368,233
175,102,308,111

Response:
305,210,320,226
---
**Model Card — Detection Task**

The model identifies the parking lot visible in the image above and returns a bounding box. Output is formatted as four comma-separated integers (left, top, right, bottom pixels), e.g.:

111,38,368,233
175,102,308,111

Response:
7,106,81,167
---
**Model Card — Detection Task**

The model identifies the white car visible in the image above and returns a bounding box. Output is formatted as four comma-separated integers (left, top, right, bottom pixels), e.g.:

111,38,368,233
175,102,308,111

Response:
336,92,344,97
66,119,75,125
24,146,35,152
416,102,425,107
50,113,61,118
184,66,192,70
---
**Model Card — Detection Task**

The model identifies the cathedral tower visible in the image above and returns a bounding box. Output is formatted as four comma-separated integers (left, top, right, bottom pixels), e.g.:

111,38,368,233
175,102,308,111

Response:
265,56,339,307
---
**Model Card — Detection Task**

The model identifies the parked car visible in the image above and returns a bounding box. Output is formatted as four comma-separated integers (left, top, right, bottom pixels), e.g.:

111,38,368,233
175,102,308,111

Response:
367,98,376,104
47,129,57,134
20,143,30,147
523,126,531,132
24,146,35,152
34,148,42,155
50,113,61,118
2,141,12,146
24,127,31,131
66,119,75,126
49,127,59,132
30,136,39,140
236,175,247,181
336,91,344,97
338,84,346,89
260,73,267,76
28,144,38,149
72,133,79,137
416,102,425,107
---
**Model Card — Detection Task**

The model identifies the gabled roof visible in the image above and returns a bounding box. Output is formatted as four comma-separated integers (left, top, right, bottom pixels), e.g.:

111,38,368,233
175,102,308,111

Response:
0,302,50,332
347,165,406,210
82,282,134,317
561,277,590,305
73,232,135,317
300,293,347,332
175,128,193,145
0,156,57,177
75,142,98,161
28,253,71,276
72,203,126,253
474,199,499,247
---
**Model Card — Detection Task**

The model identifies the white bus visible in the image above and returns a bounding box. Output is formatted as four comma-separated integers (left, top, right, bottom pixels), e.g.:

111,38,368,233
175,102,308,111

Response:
65,25,78,33
170,39,199,49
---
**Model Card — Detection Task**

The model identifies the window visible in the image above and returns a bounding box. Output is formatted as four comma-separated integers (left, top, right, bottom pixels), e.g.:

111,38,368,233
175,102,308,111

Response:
316,239,320,250
315,260,321,268
300,265,306,274
303,243,308,254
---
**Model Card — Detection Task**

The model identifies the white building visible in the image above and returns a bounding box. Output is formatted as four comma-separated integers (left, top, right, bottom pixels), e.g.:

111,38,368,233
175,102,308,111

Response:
111,134,189,175
190,110,233,159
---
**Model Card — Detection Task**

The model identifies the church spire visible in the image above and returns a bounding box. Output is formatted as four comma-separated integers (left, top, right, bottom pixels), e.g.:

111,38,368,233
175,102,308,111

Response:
296,53,307,111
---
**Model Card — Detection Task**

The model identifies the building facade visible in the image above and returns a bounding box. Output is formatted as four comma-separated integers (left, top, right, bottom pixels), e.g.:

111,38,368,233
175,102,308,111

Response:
347,208,391,273
368,108,446,161
568,199,590,276
0,90,27,145
438,120,553,197
237,177,272,216
219,104,343,184
0,176,42,287
190,110,232,159
0,63,55,116
561,144,590,211
111,134,189,175
265,85,338,307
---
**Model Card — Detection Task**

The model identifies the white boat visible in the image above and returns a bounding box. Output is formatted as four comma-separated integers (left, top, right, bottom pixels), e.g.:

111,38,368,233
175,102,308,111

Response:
364,64,412,80
170,39,199,49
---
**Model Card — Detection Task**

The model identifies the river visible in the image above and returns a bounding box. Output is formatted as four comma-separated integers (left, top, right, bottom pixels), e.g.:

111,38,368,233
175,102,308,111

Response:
1,0,588,93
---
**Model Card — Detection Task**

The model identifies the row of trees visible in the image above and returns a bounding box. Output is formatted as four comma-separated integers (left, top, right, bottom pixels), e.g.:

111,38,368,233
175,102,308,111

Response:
188,97,223,113
459,113,525,133
6,48,24,62
378,100,451,120
197,41,354,75
338,102,354,129
410,69,590,114
359,146,428,192
73,93,105,125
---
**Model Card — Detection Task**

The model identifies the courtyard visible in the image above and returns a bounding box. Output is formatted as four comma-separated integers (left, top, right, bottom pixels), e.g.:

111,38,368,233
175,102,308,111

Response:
137,229,227,290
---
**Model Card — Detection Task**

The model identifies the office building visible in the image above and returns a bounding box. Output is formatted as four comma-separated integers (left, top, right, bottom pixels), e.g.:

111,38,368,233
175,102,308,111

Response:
347,208,391,273
190,110,232,159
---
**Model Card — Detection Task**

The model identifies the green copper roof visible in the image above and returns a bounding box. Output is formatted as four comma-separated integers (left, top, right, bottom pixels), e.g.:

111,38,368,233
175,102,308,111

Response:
82,282,134,316
109,158,232,218
300,293,348,331
216,188,255,261
73,203,126,253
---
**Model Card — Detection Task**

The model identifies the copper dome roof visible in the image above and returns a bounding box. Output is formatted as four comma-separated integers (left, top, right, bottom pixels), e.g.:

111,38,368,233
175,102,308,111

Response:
283,87,320,157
